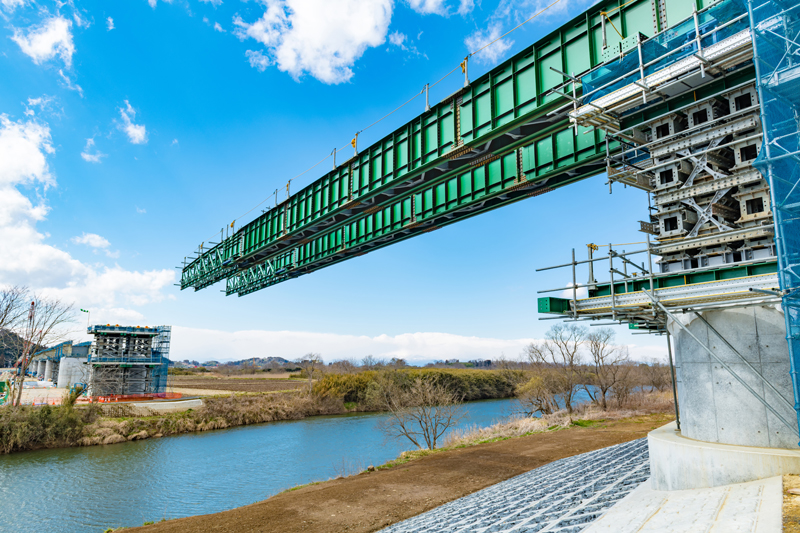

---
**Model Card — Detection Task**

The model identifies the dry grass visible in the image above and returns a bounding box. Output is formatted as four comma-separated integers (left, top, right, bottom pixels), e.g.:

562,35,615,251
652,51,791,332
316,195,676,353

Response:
784,475,800,533
170,377,306,393
442,391,675,448
76,392,346,448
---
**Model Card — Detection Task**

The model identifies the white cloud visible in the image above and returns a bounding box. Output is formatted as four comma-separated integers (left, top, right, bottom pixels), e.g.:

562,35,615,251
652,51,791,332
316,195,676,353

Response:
245,49,271,72
148,0,174,8
200,0,223,6
465,23,513,64
24,96,56,117
172,327,538,363
106,17,115,31
408,0,448,15
73,12,91,29
559,282,588,300
234,0,393,84
118,100,147,144
136,206,147,214
11,16,75,68
58,69,83,96
0,115,174,324
214,22,225,32
389,31,406,48
71,232,110,249
80,138,106,163
1,0,27,12
457,0,474,15
170,326,666,363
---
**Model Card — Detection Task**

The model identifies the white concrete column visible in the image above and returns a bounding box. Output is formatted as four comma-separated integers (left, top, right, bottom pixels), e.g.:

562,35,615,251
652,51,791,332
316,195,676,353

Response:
669,305,798,449
44,360,53,381
37,360,45,377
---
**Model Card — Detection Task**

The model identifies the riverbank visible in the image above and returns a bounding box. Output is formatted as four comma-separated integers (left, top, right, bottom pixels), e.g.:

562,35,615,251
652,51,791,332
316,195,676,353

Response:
1,368,522,454
129,410,673,533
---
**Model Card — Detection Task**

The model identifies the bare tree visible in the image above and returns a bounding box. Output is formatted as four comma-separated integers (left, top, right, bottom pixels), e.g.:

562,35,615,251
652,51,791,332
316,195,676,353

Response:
583,328,630,410
10,295,74,406
361,355,386,370
387,357,408,369
642,359,670,392
327,358,359,374
523,323,587,414
516,370,561,416
610,362,638,407
377,377,465,450
0,286,27,368
295,353,323,389
0,286,27,331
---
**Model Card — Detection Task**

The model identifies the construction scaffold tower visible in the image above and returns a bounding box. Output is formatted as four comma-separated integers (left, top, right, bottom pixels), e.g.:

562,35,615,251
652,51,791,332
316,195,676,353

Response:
87,325,172,398
747,0,800,432
538,0,800,437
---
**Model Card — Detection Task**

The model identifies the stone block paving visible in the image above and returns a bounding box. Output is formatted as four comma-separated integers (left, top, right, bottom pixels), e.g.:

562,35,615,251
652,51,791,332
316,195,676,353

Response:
379,438,650,533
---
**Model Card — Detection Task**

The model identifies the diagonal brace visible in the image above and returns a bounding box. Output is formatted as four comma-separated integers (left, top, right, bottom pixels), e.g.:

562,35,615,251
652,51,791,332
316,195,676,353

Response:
694,312,795,413
641,289,798,433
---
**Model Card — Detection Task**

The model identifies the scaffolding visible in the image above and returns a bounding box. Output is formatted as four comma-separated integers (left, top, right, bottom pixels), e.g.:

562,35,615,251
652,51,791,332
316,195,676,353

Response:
538,0,800,437
747,0,800,434
87,325,171,397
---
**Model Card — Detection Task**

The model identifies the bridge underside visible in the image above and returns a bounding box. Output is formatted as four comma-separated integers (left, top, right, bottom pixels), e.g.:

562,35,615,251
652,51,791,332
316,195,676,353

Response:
181,0,716,297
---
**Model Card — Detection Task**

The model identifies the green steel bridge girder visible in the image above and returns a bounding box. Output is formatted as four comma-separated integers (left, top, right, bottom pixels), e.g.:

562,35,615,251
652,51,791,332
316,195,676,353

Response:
225,133,610,296
182,0,711,296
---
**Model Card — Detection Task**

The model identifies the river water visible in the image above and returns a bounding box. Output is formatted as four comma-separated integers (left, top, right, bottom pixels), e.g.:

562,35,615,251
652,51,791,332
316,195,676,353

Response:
0,398,523,533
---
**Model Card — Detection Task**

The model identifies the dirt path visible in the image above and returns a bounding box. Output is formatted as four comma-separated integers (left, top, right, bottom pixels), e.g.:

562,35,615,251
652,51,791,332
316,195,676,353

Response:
134,414,672,533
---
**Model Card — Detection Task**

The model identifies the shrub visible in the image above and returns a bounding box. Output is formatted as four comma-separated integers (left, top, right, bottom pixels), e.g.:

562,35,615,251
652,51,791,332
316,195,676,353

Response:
312,368,523,408
0,402,100,454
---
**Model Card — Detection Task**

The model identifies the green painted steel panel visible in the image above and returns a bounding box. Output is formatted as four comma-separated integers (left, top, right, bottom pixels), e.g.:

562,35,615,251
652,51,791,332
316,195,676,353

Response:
666,0,696,27
183,0,705,293
538,297,571,314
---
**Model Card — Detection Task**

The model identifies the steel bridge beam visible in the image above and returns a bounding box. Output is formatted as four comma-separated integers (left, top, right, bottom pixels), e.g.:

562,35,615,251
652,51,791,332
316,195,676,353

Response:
182,0,704,297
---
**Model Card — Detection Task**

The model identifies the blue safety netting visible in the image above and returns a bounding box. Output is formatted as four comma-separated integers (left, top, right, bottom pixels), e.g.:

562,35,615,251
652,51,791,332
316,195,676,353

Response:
582,0,749,104
748,0,800,439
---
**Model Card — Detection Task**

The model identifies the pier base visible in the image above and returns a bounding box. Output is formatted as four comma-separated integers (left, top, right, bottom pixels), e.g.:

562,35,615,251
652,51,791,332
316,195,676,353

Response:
649,422,800,490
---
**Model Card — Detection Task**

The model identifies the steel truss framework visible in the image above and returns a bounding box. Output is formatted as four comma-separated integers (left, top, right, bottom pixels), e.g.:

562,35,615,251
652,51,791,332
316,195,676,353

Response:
536,0,800,438
181,0,711,297
87,325,171,396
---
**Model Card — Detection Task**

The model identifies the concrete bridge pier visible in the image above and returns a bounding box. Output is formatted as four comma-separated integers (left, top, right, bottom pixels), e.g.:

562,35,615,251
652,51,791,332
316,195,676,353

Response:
44,360,53,382
36,360,45,377
649,304,800,489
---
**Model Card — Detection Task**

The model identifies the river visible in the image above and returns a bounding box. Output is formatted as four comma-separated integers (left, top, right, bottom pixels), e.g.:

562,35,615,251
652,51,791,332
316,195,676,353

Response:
0,398,528,533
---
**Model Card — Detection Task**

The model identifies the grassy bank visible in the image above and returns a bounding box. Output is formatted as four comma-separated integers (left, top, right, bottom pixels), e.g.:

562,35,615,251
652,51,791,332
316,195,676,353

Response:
0,368,668,455
126,409,674,533
0,368,522,454
0,391,346,453
377,390,674,469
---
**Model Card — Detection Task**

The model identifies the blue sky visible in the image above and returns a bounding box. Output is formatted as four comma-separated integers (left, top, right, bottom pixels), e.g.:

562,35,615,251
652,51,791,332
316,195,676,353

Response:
0,0,668,363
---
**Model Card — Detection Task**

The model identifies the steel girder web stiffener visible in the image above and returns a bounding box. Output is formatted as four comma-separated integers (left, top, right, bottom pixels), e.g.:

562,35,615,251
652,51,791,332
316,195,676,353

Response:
181,0,704,296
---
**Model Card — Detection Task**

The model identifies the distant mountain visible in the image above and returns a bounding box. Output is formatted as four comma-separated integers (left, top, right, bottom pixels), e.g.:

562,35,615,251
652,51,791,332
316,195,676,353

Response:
172,356,292,368
0,329,45,368
220,357,290,367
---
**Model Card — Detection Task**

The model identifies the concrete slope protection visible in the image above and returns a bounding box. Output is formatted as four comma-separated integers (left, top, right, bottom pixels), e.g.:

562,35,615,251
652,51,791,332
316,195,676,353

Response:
379,438,650,533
